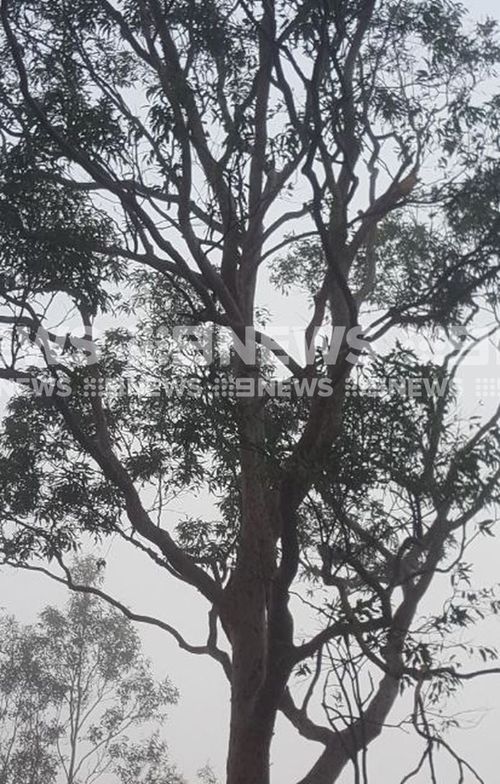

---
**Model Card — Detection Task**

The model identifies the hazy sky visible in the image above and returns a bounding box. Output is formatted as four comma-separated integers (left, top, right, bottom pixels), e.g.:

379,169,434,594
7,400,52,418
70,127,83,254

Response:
0,1,499,783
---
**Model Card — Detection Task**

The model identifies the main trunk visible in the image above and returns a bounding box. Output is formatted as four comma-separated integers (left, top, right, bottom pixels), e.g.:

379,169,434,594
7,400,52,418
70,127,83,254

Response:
226,703,275,784
223,487,278,784
222,382,292,784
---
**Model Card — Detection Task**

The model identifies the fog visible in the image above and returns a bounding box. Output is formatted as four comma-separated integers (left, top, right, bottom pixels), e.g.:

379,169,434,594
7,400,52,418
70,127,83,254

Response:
0,1,499,782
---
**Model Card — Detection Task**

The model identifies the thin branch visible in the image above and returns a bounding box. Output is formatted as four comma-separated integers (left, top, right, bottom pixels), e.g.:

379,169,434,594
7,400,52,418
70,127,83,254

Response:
3,559,231,678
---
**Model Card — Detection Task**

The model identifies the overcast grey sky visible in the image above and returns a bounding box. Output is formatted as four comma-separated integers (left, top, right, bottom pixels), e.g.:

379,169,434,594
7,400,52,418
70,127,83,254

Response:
0,1,499,783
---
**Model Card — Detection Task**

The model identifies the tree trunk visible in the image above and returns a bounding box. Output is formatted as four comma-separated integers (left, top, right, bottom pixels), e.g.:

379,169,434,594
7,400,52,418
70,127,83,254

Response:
222,380,290,784
226,706,275,784
223,512,276,784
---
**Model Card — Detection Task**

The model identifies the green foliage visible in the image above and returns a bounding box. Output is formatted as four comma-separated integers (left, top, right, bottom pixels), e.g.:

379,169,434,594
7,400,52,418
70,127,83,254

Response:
0,172,121,311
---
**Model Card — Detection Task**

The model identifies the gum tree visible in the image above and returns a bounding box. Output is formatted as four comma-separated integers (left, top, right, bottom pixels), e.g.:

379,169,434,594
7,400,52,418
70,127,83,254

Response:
0,2,499,783
0,558,182,784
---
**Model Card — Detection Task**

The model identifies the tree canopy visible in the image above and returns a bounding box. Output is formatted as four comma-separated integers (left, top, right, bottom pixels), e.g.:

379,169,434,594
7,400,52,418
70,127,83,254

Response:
0,1,498,783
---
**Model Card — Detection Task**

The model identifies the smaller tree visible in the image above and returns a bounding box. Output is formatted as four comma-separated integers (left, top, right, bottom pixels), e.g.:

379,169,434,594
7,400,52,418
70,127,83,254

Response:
0,557,183,784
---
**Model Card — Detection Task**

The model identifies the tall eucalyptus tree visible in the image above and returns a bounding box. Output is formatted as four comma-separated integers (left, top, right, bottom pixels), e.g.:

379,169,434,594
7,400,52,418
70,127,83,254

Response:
0,2,499,782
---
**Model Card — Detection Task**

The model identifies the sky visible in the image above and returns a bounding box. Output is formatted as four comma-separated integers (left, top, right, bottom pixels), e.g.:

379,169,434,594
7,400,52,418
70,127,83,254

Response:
0,1,499,783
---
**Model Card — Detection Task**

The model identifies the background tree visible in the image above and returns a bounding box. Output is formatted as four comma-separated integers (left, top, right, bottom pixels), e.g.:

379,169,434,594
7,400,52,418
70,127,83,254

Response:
0,1,498,783
0,557,183,784
0,615,60,784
